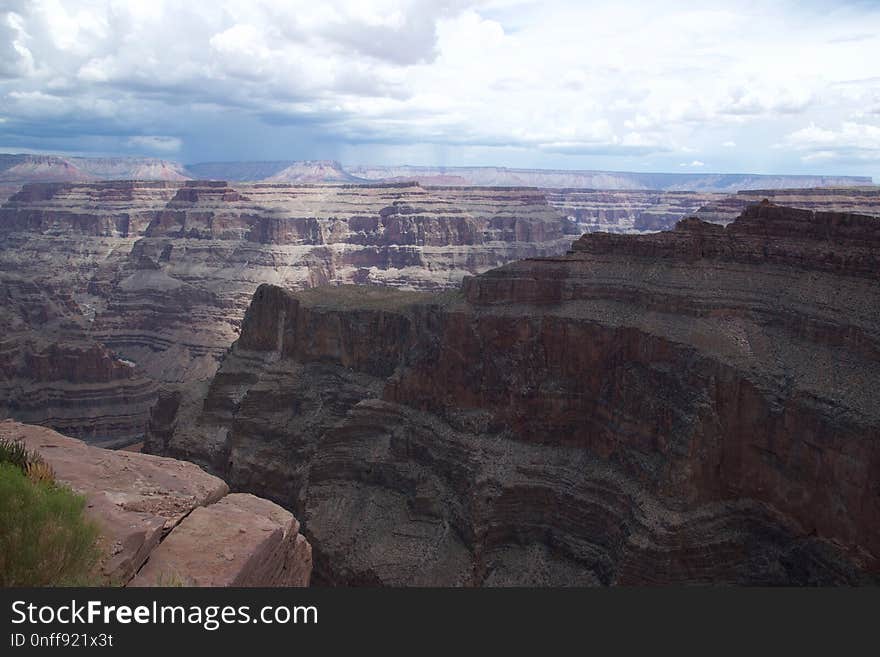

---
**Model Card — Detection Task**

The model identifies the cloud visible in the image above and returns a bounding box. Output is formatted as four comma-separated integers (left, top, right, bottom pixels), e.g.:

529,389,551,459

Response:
679,160,705,167
0,0,877,177
781,120,880,162
0,11,36,78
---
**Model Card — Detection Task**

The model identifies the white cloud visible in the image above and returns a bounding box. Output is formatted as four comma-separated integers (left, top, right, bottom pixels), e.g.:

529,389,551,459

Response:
0,0,877,176
781,121,880,162
679,160,705,167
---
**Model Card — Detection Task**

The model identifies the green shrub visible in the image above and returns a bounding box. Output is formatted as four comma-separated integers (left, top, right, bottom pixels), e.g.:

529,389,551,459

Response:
0,437,55,483
0,438,31,472
0,463,101,586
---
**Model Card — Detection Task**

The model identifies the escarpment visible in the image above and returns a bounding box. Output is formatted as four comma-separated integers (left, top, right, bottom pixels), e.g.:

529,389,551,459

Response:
694,186,880,225
547,186,880,235
545,189,727,234
147,203,880,585
0,180,571,444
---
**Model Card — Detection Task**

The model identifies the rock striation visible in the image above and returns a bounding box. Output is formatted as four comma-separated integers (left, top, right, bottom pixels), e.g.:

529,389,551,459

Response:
1,420,311,587
695,186,880,224
147,202,880,585
545,188,727,233
544,186,880,236
0,181,182,445
0,180,572,444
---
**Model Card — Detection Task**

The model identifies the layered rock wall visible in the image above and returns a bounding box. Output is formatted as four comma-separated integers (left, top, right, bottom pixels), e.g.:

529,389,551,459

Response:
694,186,880,224
147,203,880,585
0,180,571,444
545,189,726,233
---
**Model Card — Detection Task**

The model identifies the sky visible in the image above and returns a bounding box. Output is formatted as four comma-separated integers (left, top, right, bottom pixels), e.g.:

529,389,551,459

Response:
1,0,879,179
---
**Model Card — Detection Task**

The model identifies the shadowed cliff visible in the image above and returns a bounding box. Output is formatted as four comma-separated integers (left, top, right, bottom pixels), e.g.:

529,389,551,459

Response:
145,202,880,585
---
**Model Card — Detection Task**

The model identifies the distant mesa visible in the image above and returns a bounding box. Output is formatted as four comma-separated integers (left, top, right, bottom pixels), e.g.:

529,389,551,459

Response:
0,154,189,184
0,154,97,183
74,157,189,182
263,160,368,184
184,160,874,191
344,164,874,192
0,153,874,193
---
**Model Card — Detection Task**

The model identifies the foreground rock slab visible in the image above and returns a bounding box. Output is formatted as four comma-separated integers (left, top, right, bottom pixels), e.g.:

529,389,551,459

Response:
1,420,310,586
130,493,311,587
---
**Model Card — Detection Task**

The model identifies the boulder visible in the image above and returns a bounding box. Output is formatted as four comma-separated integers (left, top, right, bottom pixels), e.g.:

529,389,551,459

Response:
130,493,311,587
0,420,311,587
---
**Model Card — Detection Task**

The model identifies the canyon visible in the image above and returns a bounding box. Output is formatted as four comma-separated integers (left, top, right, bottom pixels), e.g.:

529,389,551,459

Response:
0,174,880,454
1,156,878,586
1,176,878,449
145,202,880,585
550,186,880,234
0,179,572,445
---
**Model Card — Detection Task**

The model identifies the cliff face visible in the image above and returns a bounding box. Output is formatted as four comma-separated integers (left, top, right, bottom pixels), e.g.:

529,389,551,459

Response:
1,420,311,587
147,202,880,585
0,182,181,445
547,186,880,235
0,180,572,444
545,189,726,234
695,186,880,224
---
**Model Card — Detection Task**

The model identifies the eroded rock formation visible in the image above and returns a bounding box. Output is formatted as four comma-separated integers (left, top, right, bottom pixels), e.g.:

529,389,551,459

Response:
546,186,880,234
0,180,571,444
545,189,727,233
695,186,880,224
147,202,880,585
1,420,311,587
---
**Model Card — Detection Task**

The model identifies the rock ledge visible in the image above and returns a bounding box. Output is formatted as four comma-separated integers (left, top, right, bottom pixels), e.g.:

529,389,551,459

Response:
0,420,311,586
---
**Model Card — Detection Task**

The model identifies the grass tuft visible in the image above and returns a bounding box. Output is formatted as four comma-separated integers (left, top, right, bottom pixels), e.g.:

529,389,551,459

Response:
0,438,31,472
0,463,101,586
